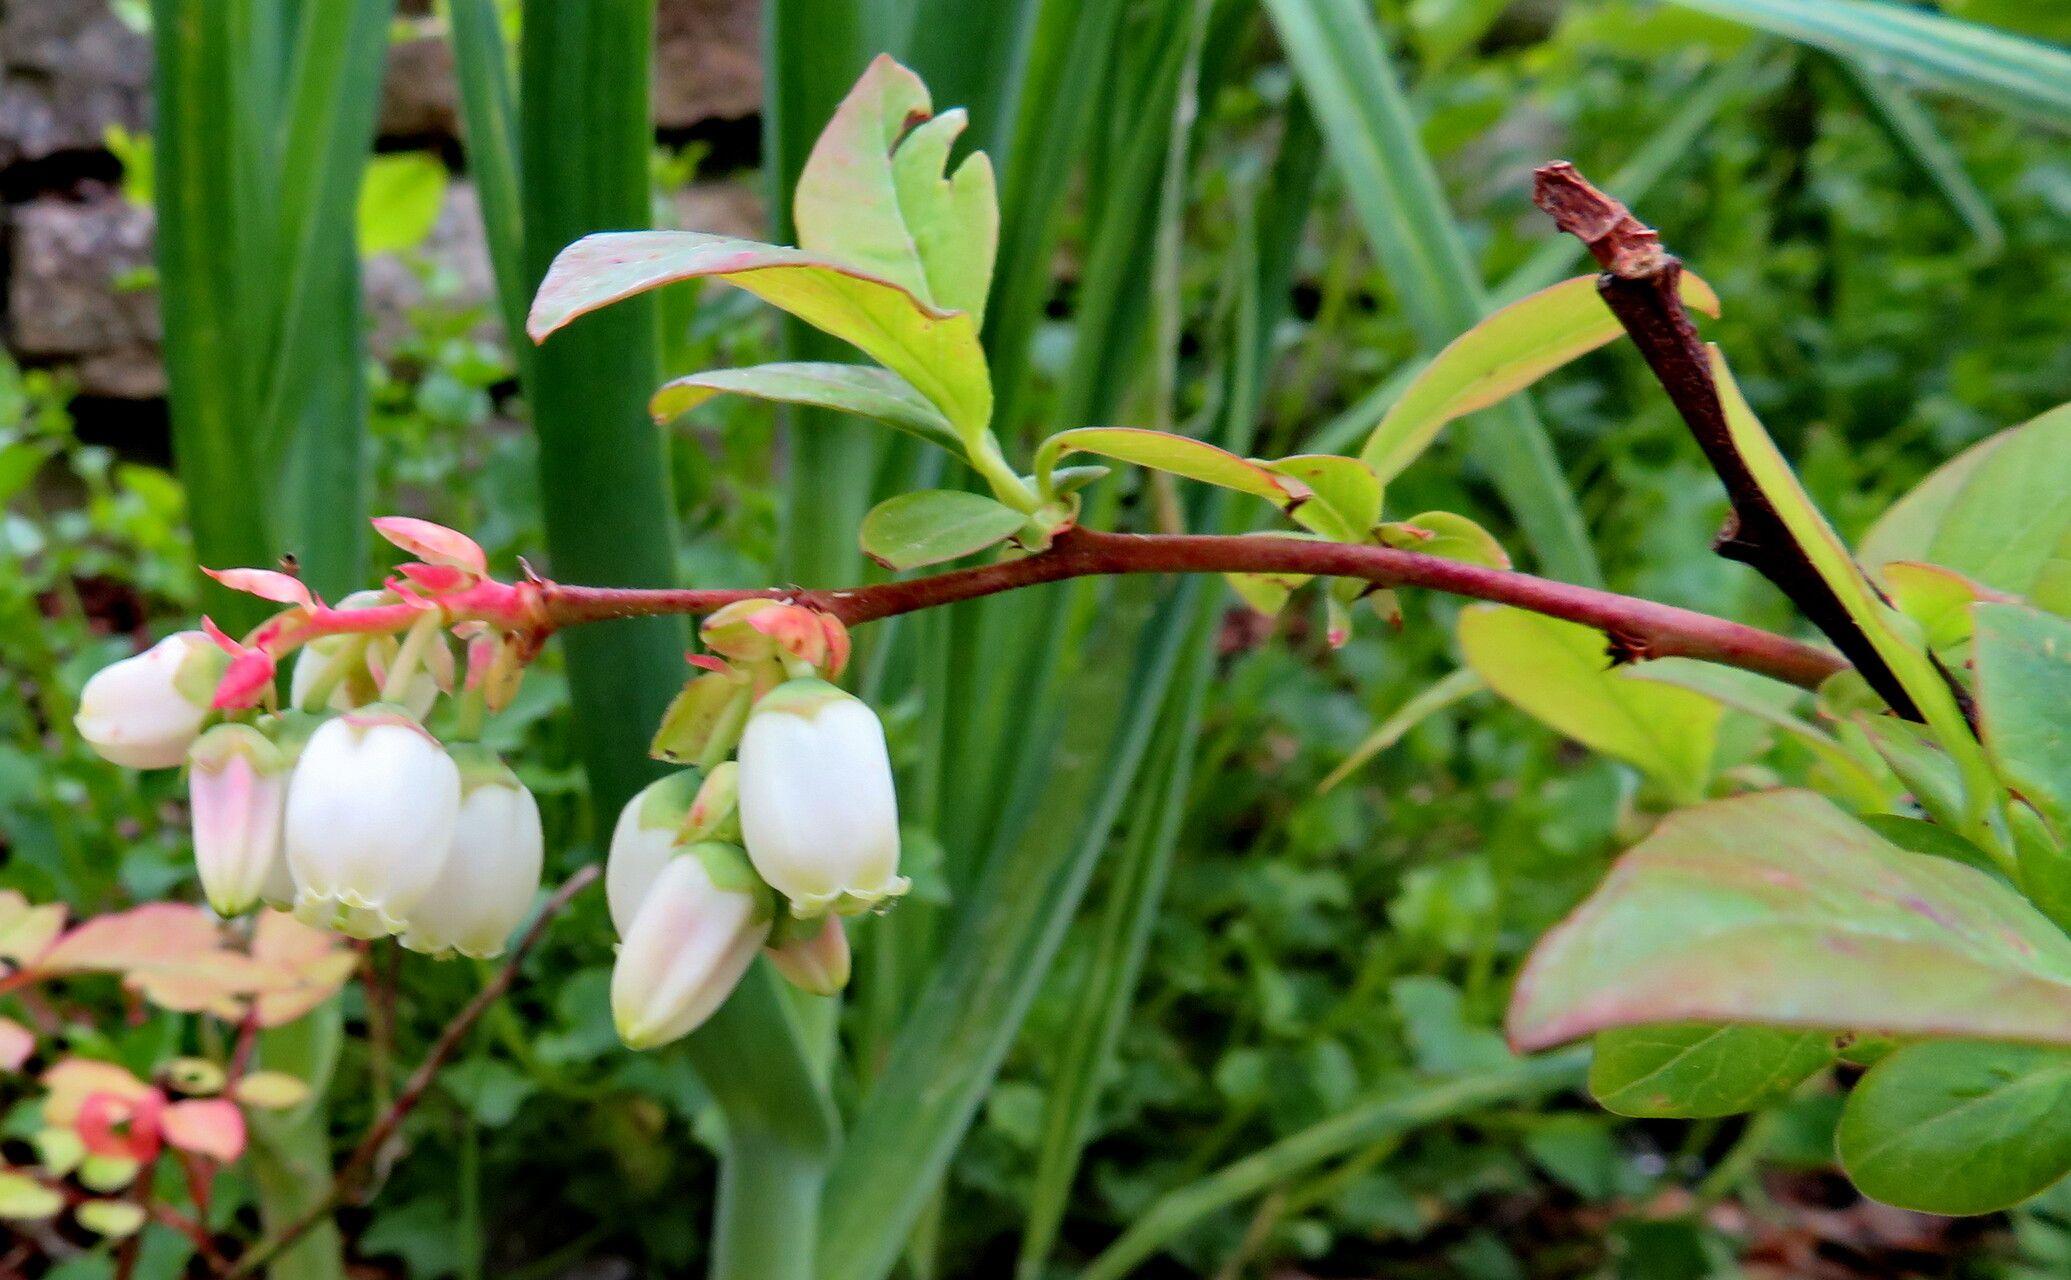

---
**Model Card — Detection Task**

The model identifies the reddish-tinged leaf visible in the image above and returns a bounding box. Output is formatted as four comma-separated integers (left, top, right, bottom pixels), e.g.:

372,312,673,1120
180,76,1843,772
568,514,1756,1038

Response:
211,648,279,711
42,1059,153,1125
0,1016,32,1070
370,516,487,574
396,561,471,593
202,567,317,610
76,1089,163,1161
34,903,264,1017
162,1098,245,1161
247,910,356,1027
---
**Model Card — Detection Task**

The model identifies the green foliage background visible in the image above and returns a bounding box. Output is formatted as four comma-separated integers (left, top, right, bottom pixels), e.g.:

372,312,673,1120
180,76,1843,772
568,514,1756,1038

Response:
5,1,2071,1277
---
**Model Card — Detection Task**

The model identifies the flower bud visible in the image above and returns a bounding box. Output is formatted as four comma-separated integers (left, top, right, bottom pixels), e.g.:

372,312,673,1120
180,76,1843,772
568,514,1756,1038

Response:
284,708,459,939
288,592,442,717
400,747,542,958
75,632,226,769
187,724,294,916
606,770,703,937
611,843,772,1050
737,679,905,917
766,916,850,996
684,762,740,843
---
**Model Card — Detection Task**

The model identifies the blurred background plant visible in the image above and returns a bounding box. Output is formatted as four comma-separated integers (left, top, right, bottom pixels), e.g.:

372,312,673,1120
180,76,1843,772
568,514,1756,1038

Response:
2,0,2069,1276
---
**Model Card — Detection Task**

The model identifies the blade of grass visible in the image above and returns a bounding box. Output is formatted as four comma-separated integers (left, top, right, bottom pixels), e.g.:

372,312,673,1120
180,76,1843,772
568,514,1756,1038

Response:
1264,0,1600,585
448,0,533,386
1830,54,2006,256
1077,1049,1591,1280
1666,0,2071,127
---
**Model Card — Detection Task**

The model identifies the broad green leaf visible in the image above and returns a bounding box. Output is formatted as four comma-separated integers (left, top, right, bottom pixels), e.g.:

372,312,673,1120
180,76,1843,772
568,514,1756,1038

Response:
1036,428,1310,511
859,490,1027,571
1457,605,1721,803
794,55,999,324
1710,348,1996,822
1861,404,2071,606
356,152,447,257
1974,602,2071,839
528,231,992,441
1589,1024,1833,1118
1838,1041,2071,1214
1667,0,2071,128
1360,272,1721,482
1263,453,1382,539
1508,790,2071,1052
650,362,967,460
1382,511,1511,570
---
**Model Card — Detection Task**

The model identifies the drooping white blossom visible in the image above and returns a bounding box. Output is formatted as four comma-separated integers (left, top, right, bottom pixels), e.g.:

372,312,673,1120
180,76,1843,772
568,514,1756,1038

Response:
76,631,225,769
611,844,771,1050
400,747,542,958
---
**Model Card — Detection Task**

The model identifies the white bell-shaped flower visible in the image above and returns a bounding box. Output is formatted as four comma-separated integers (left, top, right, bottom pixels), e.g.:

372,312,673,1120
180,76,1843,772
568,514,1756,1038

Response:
188,723,295,916
737,679,905,917
284,708,459,939
400,747,542,958
605,769,703,936
766,916,850,996
611,843,772,1050
76,631,226,769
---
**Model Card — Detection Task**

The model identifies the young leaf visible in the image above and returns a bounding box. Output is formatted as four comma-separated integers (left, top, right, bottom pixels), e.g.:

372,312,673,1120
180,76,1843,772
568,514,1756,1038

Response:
1508,790,2071,1052
1361,272,1721,483
1036,428,1311,511
1263,454,1382,539
795,55,999,325
1973,602,2071,839
859,490,1027,571
1883,561,2001,651
650,363,968,461
1382,511,1511,570
1457,605,1721,803
528,231,992,441
1838,1041,2071,1215
1589,1024,1834,1118
1860,404,2071,606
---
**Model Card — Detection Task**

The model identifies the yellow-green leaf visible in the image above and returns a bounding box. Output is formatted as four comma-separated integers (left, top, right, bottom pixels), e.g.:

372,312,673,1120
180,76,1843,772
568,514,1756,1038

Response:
1380,511,1511,570
650,363,966,460
1263,454,1382,539
1037,428,1310,511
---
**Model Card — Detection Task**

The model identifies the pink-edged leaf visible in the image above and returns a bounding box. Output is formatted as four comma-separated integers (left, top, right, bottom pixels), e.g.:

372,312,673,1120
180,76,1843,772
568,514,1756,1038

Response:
371,516,487,575
0,1016,32,1070
161,1098,245,1161
396,561,471,593
76,1089,163,1161
41,1059,153,1125
202,567,316,610
526,231,991,442
1508,790,2071,1052
34,904,264,1018
247,911,356,1027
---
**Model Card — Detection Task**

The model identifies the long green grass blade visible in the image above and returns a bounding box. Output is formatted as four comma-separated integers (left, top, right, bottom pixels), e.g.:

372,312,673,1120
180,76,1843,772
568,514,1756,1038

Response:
1832,55,2006,255
448,0,532,383
1078,1049,1592,1280
1264,0,1600,585
1666,0,2071,126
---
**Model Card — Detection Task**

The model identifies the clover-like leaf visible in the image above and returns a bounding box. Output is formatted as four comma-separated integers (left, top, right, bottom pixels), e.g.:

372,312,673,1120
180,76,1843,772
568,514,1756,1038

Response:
794,55,998,325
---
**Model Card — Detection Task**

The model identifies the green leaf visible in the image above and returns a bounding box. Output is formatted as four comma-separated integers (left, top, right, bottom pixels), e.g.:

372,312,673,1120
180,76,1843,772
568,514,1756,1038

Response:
1508,790,2071,1052
1974,602,2071,840
1457,605,1721,803
1666,0,2071,128
1710,349,1997,826
1318,667,1484,794
1360,272,1721,483
1883,560,1998,651
859,490,1027,571
1263,453,1382,539
1860,404,2071,606
356,152,447,256
649,362,966,460
1382,511,1511,570
1833,56,2005,256
794,55,999,324
0,1171,61,1220
1589,1024,1834,1118
76,1198,148,1238
1036,427,1309,511
1838,1041,2071,1214
527,230,992,443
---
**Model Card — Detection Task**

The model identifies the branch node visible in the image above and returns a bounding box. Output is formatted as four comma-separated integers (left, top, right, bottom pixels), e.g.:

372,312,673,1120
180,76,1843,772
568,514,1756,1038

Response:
1532,161,1669,278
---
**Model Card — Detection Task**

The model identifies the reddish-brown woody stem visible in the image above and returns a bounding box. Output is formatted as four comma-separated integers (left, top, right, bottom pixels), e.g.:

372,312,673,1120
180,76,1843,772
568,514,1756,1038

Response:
539,527,1845,690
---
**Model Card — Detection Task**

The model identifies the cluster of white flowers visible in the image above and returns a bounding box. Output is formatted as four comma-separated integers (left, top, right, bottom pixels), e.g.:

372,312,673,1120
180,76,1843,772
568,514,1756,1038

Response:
76,623,545,960
75,581,904,1051
607,600,904,1049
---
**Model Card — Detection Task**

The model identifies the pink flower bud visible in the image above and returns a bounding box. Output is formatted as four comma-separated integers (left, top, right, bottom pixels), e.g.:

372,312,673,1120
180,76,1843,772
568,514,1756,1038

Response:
187,724,294,916
611,844,772,1050
284,709,459,938
766,916,850,996
75,632,226,769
